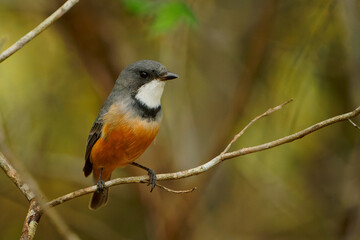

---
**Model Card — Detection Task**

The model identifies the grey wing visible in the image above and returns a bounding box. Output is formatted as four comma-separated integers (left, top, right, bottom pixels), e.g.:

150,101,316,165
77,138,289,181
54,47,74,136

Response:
83,121,103,177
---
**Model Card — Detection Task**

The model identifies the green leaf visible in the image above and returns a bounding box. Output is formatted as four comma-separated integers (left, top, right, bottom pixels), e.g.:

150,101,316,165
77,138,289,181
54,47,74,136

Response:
120,0,198,34
150,1,198,34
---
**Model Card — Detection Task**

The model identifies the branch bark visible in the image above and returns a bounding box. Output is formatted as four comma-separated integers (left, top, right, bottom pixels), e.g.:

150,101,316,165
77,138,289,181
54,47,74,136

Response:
0,0,79,63
1,102,359,238
46,103,360,209
0,153,35,201
348,119,360,130
21,200,41,240
0,152,80,240
0,153,42,240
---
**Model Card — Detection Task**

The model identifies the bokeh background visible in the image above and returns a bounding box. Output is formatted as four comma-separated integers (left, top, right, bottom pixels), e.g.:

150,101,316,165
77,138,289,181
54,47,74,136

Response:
1,0,360,239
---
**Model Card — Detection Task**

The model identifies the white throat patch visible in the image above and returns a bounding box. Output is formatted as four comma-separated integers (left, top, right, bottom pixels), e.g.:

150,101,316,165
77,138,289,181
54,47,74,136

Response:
135,79,165,108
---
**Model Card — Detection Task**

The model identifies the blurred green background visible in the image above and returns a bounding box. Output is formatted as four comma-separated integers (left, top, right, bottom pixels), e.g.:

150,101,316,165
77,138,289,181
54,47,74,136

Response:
1,0,360,239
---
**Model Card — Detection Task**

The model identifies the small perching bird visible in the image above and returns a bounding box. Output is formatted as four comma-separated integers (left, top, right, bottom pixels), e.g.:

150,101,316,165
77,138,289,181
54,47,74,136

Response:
83,60,178,210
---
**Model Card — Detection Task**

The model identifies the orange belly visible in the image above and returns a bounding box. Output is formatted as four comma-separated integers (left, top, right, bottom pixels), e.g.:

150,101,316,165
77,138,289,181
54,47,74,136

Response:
90,113,160,181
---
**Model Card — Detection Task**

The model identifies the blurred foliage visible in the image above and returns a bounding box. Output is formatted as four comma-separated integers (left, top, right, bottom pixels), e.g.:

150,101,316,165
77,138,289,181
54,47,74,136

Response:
121,0,197,34
0,0,360,239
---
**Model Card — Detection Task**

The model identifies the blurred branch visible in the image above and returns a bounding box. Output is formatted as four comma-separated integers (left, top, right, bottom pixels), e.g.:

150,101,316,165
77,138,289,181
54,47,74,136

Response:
0,38,6,51
0,0,79,63
211,0,277,157
57,0,119,95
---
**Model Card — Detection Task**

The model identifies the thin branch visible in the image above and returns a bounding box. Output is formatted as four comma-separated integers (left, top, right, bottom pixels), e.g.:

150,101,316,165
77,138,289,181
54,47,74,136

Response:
0,152,35,201
348,119,360,130
155,183,197,194
0,152,80,240
0,117,80,240
222,105,360,160
0,153,41,239
0,1,80,239
221,99,293,154
2,102,359,238
46,180,196,208
21,200,41,240
0,0,79,63
46,105,360,209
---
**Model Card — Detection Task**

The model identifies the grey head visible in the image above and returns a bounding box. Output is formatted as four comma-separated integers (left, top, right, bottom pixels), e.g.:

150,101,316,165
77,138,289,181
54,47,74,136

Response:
116,60,178,108
120,60,177,90
103,60,178,120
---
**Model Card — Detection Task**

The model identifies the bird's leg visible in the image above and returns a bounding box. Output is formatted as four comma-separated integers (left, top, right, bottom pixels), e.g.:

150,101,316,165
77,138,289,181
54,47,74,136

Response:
96,168,106,192
131,162,156,192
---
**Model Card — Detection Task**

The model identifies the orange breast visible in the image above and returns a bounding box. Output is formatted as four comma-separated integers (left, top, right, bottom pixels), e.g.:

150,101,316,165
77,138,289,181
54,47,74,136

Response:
90,110,160,180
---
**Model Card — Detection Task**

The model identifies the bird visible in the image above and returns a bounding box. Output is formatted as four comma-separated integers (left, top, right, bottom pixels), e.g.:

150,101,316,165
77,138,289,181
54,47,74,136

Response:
83,60,178,210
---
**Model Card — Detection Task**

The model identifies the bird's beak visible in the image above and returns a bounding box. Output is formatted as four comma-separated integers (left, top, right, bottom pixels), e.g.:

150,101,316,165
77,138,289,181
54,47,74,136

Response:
160,72,178,81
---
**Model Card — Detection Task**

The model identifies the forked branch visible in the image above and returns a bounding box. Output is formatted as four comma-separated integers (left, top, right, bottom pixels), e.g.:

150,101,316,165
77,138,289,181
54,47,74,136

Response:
46,102,360,209
1,101,359,239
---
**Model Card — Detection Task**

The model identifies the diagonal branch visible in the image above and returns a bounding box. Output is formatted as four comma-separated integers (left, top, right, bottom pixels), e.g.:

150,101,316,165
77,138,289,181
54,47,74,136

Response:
0,0,79,63
0,152,35,201
46,104,360,209
0,152,80,240
1,101,359,238
0,115,80,240
222,105,360,160
348,119,360,131
221,99,293,154
0,153,41,240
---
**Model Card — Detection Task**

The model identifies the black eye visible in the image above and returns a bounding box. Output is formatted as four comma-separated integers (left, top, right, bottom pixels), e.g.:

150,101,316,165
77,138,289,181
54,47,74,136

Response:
140,71,148,79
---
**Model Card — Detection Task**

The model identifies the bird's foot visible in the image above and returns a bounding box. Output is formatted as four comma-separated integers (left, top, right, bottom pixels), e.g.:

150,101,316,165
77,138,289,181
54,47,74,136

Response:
131,162,157,192
96,179,106,193
96,168,106,192
147,168,157,192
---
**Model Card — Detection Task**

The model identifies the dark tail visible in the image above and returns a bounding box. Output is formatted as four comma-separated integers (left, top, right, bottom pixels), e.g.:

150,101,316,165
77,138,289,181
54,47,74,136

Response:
89,171,110,210
83,159,93,177
89,188,109,210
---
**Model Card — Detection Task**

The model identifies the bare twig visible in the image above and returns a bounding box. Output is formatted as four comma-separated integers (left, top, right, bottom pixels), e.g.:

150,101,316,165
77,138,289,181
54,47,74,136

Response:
348,119,360,130
222,106,360,160
0,153,41,239
0,152,80,240
0,0,79,63
221,99,293,154
0,0,81,239
45,105,360,209
0,116,80,240
46,179,196,208
2,103,359,238
155,183,197,194
0,152,35,201
0,1,81,237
